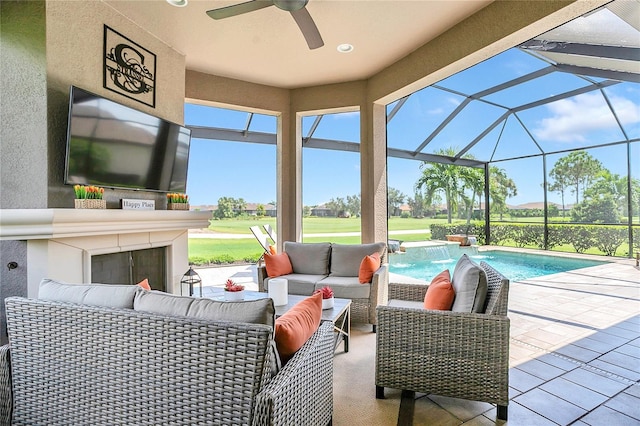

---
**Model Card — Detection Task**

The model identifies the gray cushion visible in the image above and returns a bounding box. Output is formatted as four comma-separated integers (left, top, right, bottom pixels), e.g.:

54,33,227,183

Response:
284,242,331,275
134,291,275,328
38,278,139,309
388,299,424,309
451,254,488,313
316,276,370,299
329,243,386,277
264,273,322,296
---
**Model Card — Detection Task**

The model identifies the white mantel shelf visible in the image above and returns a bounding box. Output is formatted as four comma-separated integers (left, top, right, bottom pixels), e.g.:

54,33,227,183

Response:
0,209,212,240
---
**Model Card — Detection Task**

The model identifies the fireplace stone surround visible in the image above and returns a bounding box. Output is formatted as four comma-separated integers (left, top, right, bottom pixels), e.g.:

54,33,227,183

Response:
0,209,211,297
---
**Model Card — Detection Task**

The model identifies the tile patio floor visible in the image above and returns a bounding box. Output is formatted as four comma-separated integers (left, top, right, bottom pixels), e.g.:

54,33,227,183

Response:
196,253,640,425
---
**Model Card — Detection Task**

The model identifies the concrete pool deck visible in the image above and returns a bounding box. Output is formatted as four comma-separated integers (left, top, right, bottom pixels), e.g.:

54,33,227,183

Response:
194,251,639,424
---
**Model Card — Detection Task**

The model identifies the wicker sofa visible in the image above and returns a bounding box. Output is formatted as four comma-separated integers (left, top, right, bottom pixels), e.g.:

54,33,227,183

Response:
257,242,388,331
375,260,510,420
0,281,334,426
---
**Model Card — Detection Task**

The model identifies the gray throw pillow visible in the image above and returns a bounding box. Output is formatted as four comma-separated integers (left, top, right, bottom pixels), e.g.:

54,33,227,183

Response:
38,278,139,309
133,291,275,328
451,254,487,313
283,242,331,275
329,242,386,277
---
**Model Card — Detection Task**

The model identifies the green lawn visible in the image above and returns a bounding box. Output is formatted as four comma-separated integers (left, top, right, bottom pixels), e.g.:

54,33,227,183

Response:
190,216,636,264
189,216,438,264
206,216,443,234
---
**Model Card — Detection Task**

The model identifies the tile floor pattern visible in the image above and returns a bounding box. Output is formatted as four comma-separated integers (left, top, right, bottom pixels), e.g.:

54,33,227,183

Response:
196,258,640,425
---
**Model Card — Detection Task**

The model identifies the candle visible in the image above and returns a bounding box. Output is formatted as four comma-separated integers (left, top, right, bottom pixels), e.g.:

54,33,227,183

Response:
268,278,288,306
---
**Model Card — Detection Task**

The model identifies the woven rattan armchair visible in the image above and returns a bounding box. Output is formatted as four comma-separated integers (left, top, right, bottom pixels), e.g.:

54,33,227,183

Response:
375,261,510,421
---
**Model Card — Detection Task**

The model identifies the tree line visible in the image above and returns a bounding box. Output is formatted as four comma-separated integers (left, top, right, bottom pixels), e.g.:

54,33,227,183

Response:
209,148,639,224
548,150,639,223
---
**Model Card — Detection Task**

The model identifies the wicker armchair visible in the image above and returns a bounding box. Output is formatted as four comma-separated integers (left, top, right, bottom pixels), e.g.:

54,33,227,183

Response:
375,261,510,421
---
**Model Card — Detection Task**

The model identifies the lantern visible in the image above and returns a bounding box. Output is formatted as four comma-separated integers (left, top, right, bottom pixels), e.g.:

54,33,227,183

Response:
181,266,202,297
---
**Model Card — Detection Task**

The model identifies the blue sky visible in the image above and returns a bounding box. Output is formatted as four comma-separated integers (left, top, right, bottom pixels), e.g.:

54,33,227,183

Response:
185,48,639,208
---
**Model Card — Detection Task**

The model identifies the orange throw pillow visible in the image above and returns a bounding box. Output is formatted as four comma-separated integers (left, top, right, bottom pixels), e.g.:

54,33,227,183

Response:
358,252,381,283
268,245,277,255
274,292,322,364
264,252,293,277
423,270,455,310
137,278,151,291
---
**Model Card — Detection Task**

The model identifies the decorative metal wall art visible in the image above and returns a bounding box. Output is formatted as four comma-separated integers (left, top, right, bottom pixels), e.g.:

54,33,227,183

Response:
103,25,156,107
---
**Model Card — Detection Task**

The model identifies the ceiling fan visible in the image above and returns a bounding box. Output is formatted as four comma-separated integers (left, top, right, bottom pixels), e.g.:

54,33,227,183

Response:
206,0,324,50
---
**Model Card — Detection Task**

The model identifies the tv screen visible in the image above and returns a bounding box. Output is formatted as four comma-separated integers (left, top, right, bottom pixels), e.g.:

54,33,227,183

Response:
64,86,191,193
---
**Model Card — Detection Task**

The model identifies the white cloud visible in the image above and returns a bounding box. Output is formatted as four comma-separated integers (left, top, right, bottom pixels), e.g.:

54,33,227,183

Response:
533,92,640,142
424,97,460,115
447,96,462,107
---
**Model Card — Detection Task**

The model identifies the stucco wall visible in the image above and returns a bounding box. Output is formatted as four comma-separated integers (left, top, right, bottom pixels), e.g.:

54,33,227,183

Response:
45,0,187,208
0,0,188,341
0,241,27,345
0,0,48,210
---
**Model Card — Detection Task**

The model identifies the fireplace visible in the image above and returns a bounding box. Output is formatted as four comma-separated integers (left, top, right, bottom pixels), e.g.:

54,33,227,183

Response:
92,247,167,291
0,209,211,297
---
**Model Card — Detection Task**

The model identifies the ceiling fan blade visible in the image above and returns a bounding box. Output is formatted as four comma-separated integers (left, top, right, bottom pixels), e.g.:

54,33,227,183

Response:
207,0,273,20
290,7,324,49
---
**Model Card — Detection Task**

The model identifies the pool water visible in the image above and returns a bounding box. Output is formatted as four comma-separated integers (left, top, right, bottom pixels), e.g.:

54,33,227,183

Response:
388,245,608,282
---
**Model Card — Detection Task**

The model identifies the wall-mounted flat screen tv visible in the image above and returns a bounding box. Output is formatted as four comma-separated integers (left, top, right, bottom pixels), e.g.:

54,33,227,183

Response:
64,86,191,193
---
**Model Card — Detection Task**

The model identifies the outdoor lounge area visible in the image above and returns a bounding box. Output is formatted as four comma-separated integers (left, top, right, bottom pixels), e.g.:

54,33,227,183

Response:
1,0,639,424
197,255,639,425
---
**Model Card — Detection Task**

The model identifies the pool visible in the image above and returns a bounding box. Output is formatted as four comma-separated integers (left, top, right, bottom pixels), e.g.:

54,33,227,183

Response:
388,245,608,282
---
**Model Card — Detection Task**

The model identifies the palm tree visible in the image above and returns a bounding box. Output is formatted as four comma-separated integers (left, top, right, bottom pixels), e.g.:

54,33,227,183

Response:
415,148,463,223
459,165,484,224
489,167,517,220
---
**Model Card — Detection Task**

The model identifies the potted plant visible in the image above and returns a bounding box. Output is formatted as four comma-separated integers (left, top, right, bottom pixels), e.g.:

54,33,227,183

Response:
167,193,189,210
74,185,106,209
315,286,334,310
224,279,245,301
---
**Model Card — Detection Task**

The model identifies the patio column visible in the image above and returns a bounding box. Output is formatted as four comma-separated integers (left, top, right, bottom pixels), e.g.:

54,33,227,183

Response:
277,107,301,245
360,101,388,245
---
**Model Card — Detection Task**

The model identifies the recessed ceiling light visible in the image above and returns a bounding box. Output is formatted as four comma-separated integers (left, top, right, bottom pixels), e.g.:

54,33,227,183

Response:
337,44,354,53
167,0,188,7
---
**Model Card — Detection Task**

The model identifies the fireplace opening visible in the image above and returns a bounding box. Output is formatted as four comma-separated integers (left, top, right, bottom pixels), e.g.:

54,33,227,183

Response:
91,247,166,291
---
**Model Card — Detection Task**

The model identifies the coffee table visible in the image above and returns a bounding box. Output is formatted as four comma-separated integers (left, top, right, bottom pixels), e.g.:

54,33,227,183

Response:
207,288,351,353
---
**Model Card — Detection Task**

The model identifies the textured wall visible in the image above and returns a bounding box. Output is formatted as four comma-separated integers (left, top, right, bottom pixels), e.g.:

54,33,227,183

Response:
0,241,28,345
0,0,187,342
45,0,187,208
0,0,48,210
0,1,47,340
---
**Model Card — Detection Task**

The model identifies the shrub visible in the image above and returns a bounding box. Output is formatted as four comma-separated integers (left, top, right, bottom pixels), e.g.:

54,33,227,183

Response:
546,225,566,250
559,225,595,253
188,256,209,266
243,254,262,263
593,227,627,256
210,254,236,264
571,195,621,224
511,223,544,248
429,222,485,245
490,224,514,245
489,223,631,255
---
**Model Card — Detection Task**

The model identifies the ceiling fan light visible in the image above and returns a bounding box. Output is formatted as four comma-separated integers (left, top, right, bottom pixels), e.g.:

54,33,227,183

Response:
273,0,308,12
337,44,354,53
167,0,188,7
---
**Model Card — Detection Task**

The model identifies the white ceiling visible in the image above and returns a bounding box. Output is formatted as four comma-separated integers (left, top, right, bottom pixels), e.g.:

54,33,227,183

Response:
105,0,492,89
